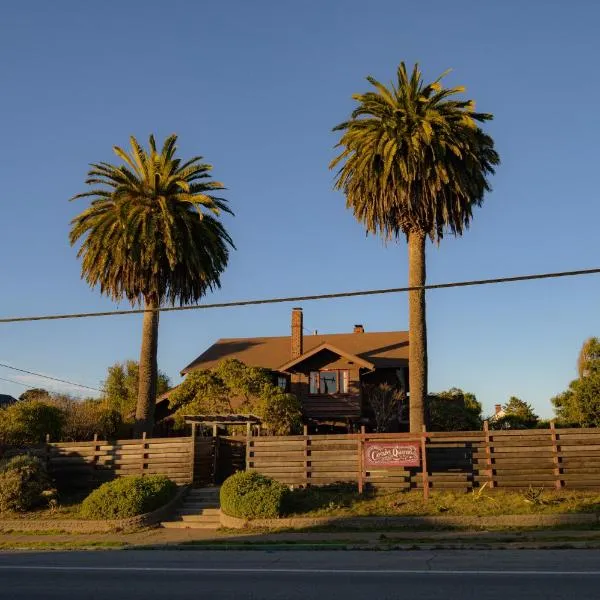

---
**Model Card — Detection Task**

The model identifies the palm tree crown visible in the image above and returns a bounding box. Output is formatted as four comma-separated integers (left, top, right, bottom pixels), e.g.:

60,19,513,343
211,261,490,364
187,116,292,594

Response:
70,134,234,436
70,134,234,306
330,62,499,432
330,62,499,241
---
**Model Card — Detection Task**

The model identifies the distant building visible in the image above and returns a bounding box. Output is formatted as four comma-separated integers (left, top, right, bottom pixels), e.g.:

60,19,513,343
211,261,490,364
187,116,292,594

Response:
0,394,17,407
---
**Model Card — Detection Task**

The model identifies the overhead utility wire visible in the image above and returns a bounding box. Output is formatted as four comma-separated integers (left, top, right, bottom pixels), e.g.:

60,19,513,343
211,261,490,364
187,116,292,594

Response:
0,267,599,325
0,376,37,390
0,362,102,393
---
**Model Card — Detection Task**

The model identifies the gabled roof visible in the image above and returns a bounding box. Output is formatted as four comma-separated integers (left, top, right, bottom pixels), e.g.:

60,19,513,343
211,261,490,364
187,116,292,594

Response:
278,342,375,372
181,330,409,375
0,394,17,406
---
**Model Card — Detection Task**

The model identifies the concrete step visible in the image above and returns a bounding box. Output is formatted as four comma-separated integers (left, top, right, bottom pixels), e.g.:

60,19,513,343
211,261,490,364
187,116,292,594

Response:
179,514,221,523
181,502,219,509
177,507,220,516
160,520,220,530
187,493,220,501
189,487,220,494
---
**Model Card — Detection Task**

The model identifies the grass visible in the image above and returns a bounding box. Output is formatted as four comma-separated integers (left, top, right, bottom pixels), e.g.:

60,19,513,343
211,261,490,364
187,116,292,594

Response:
281,484,600,518
0,491,87,521
0,541,128,550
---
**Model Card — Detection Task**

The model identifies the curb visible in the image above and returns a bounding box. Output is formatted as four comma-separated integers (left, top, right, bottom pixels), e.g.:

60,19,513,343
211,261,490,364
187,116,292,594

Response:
220,511,600,530
0,485,188,534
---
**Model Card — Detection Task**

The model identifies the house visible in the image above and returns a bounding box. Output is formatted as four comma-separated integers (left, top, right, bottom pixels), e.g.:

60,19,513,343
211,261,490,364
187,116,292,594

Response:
0,394,17,407
164,307,409,428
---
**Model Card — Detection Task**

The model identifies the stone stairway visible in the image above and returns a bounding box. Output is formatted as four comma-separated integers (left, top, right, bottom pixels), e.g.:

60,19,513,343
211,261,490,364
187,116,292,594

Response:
160,486,221,529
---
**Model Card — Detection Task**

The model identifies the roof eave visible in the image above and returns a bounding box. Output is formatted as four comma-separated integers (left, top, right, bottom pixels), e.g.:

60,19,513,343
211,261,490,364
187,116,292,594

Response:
278,342,375,372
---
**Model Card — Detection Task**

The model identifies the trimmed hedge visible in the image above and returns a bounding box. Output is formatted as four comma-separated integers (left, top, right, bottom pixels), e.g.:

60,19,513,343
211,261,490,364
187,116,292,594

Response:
80,475,177,519
220,471,288,519
0,454,53,512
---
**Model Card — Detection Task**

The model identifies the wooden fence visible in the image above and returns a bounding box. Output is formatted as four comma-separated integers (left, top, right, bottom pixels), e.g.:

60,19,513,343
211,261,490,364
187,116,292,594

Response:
246,425,600,492
8,424,600,493
34,436,195,488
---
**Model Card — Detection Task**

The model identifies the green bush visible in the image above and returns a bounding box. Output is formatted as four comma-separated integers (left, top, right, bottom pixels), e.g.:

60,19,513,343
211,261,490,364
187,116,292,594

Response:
0,455,53,512
80,475,177,519
220,471,288,519
0,401,64,445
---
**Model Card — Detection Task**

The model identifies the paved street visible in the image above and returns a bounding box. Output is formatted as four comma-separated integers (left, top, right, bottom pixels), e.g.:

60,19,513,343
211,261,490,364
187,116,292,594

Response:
1,549,600,599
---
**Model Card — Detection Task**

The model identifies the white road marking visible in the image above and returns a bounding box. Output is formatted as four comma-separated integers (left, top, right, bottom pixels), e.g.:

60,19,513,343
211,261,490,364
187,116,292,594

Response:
0,566,599,576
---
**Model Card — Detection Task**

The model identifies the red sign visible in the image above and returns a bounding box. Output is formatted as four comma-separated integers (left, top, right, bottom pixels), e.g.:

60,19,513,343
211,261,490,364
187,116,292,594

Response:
364,442,420,468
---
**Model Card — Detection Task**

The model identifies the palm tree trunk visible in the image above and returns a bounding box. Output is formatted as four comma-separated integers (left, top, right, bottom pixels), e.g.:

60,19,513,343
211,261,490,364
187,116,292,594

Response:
134,296,159,438
408,230,427,433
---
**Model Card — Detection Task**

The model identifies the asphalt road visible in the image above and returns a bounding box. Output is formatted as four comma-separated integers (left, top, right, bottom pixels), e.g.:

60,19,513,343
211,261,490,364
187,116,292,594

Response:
2,549,600,599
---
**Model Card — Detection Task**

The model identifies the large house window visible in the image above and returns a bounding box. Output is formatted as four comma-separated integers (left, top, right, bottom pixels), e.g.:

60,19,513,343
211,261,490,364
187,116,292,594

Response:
309,370,349,395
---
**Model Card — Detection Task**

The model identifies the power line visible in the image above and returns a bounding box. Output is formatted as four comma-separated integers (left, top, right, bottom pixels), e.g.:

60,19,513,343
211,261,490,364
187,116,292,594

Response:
0,363,102,393
0,376,37,390
0,266,599,325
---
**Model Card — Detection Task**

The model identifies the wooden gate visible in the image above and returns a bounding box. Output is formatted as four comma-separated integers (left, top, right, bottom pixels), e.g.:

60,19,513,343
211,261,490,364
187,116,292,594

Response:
215,436,246,484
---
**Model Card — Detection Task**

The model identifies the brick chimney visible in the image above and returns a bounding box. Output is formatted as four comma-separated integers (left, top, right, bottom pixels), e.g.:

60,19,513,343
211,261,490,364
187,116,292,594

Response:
353,324,364,334
495,404,502,415
291,307,303,359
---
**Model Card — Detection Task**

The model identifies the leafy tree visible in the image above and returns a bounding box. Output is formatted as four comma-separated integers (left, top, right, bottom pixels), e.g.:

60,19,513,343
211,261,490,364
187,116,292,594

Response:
169,359,302,435
577,337,600,378
47,394,124,441
18,389,50,402
552,372,600,427
490,396,539,430
168,370,232,420
363,383,405,432
428,388,482,431
70,134,234,437
0,401,64,445
330,63,499,432
101,360,170,418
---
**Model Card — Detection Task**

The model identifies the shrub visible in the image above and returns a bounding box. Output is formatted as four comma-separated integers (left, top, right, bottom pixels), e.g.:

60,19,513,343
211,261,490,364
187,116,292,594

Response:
0,401,64,446
220,471,288,519
80,475,177,519
0,455,53,512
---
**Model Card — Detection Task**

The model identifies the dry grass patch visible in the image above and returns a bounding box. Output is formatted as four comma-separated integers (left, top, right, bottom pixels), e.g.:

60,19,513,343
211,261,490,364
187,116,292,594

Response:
284,486,600,518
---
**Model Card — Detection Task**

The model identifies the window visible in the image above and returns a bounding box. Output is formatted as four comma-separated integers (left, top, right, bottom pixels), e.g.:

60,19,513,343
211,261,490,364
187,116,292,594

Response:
277,376,288,392
309,370,349,395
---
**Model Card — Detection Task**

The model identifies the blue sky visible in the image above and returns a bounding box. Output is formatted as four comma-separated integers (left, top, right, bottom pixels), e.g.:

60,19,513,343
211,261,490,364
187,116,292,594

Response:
1,0,599,418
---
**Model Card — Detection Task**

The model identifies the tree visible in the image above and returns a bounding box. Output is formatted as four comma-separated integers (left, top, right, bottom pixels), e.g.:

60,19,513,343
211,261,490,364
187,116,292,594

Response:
577,337,600,378
46,394,124,441
18,389,50,402
428,388,482,431
491,396,539,430
553,373,600,427
0,401,64,445
101,360,170,418
168,359,302,435
330,63,499,432
70,134,234,437
363,383,405,432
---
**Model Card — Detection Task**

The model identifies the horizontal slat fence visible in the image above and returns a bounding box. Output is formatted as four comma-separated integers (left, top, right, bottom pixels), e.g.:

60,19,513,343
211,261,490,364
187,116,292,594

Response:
50,436,194,487
247,426,600,492
1,436,195,488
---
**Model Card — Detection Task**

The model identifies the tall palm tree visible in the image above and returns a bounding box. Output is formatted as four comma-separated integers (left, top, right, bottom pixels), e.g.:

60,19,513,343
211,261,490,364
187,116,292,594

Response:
331,63,499,432
70,134,234,437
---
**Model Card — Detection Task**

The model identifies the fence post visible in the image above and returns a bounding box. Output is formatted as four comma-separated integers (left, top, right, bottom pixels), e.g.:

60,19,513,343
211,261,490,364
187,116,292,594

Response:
45,433,51,473
421,426,429,500
140,431,147,476
245,422,252,472
190,422,197,485
357,425,365,494
483,420,495,488
550,420,562,490
213,426,220,485
303,425,310,487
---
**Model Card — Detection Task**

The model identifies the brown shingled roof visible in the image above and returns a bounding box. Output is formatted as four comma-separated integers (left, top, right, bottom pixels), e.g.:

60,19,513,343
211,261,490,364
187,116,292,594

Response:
181,330,409,375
